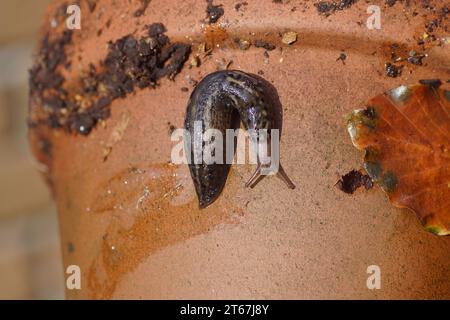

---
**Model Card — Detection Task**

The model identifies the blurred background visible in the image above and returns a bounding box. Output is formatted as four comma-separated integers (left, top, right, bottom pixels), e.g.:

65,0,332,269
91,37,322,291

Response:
0,0,64,299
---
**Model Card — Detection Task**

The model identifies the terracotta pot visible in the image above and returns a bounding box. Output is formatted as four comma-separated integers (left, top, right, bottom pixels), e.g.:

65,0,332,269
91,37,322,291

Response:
29,0,450,299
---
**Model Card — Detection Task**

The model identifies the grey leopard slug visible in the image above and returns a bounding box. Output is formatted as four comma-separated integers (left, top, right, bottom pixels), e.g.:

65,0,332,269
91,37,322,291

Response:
184,70,295,208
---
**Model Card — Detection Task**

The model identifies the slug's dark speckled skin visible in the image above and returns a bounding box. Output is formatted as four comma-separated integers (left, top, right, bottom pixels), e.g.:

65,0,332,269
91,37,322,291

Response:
184,70,295,208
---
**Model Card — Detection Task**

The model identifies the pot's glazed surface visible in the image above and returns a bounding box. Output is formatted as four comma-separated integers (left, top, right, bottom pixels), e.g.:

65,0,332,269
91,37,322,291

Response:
29,0,450,299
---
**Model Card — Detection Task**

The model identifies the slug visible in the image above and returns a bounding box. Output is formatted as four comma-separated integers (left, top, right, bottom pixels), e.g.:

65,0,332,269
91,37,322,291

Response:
184,70,295,208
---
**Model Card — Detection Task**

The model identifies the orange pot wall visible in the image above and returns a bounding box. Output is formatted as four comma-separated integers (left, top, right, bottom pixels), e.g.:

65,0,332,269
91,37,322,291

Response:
29,0,450,299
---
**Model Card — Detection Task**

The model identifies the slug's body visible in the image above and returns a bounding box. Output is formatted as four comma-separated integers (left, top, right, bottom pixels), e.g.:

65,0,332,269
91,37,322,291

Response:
184,70,295,208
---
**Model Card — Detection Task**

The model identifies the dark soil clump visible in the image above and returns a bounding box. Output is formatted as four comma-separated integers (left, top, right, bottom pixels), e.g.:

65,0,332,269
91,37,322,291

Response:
315,0,357,16
29,23,191,135
337,170,374,194
206,0,224,23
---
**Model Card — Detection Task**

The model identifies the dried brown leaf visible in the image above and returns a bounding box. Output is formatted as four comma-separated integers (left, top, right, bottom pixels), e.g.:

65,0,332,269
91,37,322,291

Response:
347,82,450,235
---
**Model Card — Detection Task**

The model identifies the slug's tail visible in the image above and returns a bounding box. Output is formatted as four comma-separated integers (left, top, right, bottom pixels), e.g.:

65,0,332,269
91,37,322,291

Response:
188,163,232,209
245,163,296,189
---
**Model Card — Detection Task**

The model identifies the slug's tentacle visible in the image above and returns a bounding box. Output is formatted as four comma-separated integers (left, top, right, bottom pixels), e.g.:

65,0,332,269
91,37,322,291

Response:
245,163,296,189
184,70,295,208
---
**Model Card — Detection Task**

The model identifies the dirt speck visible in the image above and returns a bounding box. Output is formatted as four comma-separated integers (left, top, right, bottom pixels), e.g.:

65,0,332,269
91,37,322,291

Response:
254,39,276,51
235,1,248,11
385,62,403,78
235,38,251,50
87,0,97,12
385,0,396,7
336,52,347,64
38,137,52,157
337,170,373,194
134,0,151,17
206,0,224,24
67,241,75,254
407,50,426,65
168,122,176,134
281,31,298,45
315,0,357,16
190,55,201,68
